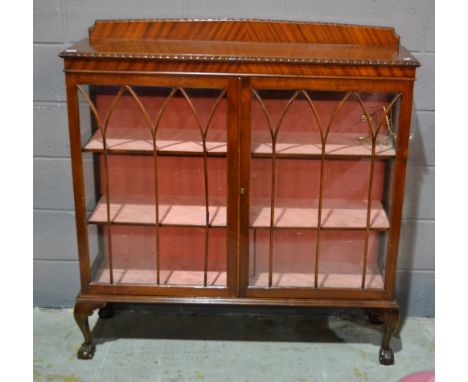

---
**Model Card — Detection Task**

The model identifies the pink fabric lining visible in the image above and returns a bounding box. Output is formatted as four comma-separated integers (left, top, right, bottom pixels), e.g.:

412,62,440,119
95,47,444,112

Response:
87,91,392,288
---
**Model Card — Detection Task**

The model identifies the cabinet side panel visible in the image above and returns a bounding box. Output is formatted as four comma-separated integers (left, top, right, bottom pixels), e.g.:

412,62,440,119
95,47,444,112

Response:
384,83,415,297
65,76,91,292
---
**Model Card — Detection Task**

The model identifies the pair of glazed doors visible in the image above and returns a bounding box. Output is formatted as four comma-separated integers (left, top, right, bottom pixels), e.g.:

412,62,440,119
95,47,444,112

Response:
70,74,406,300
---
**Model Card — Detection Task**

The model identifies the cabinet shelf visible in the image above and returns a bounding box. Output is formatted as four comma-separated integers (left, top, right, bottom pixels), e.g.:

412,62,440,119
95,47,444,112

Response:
91,267,383,289
88,195,227,227
252,131,395,159
92,269,382,289
251,199,389,230
93,268,227,287
83,128,395,159
88,195,388,230
250,269,384,289
83,128,228,157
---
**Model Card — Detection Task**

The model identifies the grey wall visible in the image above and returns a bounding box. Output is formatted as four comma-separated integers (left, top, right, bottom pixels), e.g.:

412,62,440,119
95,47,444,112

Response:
33,0,435,316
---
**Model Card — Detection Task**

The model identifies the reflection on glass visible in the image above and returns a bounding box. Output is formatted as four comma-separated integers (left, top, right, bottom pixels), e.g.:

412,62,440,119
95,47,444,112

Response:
249,89,397,289
79,85,228,287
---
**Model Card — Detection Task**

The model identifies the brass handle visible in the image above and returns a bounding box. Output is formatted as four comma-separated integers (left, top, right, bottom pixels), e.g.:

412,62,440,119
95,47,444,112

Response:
359,105,395,146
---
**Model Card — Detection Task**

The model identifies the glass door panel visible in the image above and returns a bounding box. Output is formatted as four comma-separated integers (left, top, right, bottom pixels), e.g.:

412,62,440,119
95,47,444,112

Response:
249,87,399,291
249,229,317,288
78,84,230,288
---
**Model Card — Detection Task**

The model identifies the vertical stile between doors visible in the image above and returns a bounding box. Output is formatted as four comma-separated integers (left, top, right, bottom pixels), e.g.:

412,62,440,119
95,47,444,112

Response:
238,77,252,296
226,78,241,296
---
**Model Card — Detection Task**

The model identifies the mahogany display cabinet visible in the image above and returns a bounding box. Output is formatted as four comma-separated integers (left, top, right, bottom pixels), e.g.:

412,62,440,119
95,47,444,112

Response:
59,19,420,365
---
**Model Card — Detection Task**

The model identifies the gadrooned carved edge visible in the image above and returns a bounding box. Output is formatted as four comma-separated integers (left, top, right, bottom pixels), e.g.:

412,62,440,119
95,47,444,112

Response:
58,51,420,66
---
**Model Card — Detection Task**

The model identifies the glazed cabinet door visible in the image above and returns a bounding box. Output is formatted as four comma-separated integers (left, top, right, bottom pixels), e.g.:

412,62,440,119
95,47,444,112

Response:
240,77,403,299
68,76,239,297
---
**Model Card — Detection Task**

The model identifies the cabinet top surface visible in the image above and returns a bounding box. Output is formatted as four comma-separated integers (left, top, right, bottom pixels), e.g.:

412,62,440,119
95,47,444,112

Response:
59,19,420,67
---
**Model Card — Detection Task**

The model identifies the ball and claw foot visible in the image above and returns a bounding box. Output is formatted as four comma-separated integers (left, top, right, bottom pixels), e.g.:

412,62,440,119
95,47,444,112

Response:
74,301,105,360
379,348,395,365
378,308,399,365
98,304,114,319
77,343,96,360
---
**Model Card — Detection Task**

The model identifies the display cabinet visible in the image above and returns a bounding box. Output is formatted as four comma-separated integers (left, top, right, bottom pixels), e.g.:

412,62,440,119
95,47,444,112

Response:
60,19,420,365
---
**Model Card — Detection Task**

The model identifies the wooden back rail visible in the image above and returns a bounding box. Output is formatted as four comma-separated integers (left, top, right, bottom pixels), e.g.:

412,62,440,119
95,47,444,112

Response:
88,19,400,45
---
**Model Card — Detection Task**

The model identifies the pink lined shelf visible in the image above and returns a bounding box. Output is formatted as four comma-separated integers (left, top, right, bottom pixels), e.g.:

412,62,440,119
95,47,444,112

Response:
93,268,227,286
251,199,390,230
88,195,227,227
92,267,381,289
83,128,395,158
88,195,389,230
83,128,227,155
250,268,384,289
252,131,395,158
92,268,382,289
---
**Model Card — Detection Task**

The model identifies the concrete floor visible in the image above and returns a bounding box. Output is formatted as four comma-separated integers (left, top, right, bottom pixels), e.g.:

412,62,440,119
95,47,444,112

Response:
33,306,434,382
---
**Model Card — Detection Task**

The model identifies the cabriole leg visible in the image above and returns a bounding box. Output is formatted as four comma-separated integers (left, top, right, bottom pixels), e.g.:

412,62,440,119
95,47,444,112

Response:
73,301,105,360
379,308,400,365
